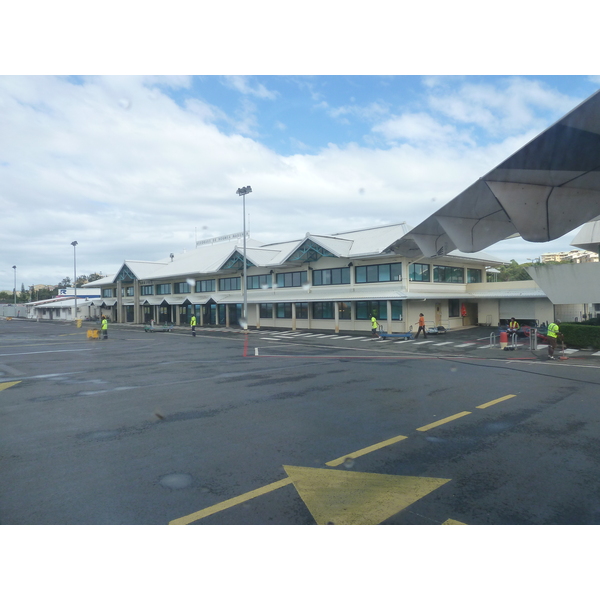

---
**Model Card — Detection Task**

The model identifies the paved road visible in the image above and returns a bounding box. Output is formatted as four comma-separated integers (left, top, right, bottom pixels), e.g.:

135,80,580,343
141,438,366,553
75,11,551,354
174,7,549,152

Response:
2,319,600,524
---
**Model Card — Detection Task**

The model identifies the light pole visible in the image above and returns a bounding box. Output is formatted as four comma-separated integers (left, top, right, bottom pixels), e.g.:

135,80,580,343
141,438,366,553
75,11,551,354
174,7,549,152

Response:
12,265,16,305
71,241,78,322
236,186,252,329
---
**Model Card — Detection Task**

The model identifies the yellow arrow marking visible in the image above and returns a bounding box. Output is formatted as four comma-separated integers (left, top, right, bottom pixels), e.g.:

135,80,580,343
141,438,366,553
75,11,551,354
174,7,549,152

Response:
442,518,467,525
0,381,21,392
283,465,450,525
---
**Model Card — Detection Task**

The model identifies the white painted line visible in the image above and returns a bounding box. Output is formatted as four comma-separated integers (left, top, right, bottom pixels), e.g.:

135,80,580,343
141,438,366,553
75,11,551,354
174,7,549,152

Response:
593,352,600,356
394,340,413,344
317,335,339,338
563,348,579,354
433,342,453,346
335,336,354,340
478,345,495,349
455,343,476,347
0,349,93,357
413,341,434,345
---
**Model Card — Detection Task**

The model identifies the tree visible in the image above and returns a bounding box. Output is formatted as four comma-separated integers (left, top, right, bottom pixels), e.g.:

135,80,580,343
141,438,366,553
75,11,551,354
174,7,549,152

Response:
497,260,532,282
57,277,71,288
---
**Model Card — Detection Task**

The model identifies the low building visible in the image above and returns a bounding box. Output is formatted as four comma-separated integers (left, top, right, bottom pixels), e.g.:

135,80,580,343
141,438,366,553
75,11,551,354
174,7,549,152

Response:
26,288,102,321
86,224,554,332
540,250,599,263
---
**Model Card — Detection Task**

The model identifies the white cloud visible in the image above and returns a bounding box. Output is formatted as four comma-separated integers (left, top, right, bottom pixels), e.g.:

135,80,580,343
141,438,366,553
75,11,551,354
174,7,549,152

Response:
328,101,390,122
0,75,592,290
427,78,578,136
222,75,278,100
371,112,470,146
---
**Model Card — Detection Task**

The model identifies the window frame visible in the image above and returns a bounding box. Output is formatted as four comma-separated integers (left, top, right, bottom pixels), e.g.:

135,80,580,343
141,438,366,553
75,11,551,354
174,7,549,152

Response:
408,263,431,282
219,277,241,291
195,279,215,293
276,271,308,288
312,267,350,286
433,265,465,284
355,262,402,284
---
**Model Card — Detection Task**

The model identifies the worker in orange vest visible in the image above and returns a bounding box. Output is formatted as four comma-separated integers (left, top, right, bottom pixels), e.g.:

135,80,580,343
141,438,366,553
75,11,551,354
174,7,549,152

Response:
415,313,427,339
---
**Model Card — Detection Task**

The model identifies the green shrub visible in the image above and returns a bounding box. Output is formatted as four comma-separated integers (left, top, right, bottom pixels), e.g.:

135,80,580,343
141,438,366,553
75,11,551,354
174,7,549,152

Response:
580,317,600,327
561,323,600,349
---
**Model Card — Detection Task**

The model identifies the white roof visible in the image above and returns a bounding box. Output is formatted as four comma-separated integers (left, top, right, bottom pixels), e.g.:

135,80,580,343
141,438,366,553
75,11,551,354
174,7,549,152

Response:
98,223,505,285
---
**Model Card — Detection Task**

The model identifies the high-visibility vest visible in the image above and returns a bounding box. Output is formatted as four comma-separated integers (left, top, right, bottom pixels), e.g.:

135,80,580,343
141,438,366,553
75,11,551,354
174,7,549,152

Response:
509,320,519,329
547,323,559,338
101,319,108,330
190,316,197,326
371,317,378,328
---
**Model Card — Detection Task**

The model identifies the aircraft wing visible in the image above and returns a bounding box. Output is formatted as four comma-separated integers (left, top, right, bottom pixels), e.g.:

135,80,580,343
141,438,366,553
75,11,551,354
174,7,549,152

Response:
397,89,600,257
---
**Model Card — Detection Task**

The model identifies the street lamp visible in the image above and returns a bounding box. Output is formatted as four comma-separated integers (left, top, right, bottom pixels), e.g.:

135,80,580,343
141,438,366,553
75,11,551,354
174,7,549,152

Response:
12,265,16,305
71,241,78,322
236,186,252,329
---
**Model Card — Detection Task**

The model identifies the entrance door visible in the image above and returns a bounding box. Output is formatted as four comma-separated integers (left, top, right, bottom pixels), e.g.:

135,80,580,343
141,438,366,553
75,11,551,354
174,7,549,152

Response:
435,303,442,326
203,300,217,325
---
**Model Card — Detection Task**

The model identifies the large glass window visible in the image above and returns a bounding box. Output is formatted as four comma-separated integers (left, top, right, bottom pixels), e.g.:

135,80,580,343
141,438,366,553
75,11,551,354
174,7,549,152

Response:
259,303,273,319
467,268,482,283
247,274,272,289
313,267,350,286
355,263,402,283
276,303,292,319
174,282,191,294
449,299,460,317
295,303,308,319
140,285,153,295
409,263,430,282
195,279,215,293
102,288,113,298
156,283,171,295
433,265,464,283
338,302,351,320
276,271,308,288
219,277,241,291
125,286,134,297
356,300,403,320
312,302,334,319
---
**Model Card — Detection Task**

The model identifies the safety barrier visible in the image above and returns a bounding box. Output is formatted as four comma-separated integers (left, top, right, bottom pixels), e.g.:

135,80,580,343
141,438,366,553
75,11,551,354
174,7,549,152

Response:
529,328,538,351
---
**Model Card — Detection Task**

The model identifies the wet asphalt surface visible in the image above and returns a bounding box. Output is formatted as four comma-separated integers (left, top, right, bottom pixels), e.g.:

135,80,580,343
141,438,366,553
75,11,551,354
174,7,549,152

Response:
2,319,600,525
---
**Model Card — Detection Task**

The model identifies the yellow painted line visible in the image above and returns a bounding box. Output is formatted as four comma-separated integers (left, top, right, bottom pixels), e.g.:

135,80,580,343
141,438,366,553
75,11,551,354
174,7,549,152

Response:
326,434,408,467
0,381,21,392
416,411,471,432
169,477,293,525
476,394,516,409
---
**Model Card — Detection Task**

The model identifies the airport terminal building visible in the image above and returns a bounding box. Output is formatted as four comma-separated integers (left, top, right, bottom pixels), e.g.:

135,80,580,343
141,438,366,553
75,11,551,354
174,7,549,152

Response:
85,223,555,333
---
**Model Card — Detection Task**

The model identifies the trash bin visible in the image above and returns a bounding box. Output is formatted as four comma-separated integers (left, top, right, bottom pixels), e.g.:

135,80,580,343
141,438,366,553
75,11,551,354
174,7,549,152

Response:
87,329,100,339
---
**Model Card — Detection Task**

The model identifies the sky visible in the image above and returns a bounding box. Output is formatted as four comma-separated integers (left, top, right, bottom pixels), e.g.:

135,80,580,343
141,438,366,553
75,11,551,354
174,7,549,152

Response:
2,5,600,293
